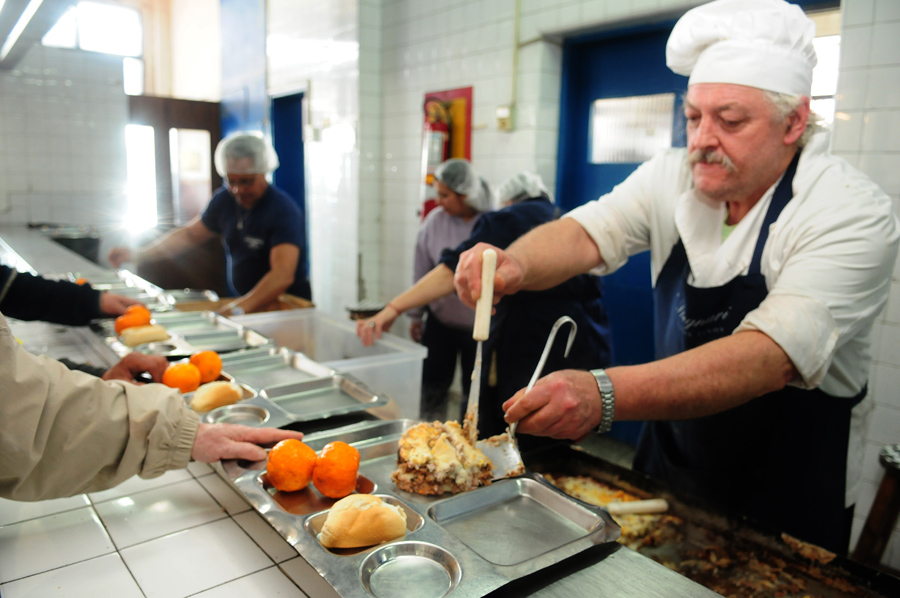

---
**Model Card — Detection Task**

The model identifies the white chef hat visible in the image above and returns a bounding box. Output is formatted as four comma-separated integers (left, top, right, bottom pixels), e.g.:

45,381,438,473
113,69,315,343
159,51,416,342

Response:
666,0,818,97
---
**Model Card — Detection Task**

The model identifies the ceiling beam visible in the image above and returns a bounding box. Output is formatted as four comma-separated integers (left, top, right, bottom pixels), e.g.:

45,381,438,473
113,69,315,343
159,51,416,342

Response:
0,0,76,70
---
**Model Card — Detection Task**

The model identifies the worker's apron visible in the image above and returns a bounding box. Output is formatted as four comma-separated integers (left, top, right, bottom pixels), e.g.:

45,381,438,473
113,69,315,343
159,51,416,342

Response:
633,153,864,553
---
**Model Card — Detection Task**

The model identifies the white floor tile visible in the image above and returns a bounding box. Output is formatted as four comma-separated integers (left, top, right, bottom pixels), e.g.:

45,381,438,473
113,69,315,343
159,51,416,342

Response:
87,468,193,503
0,494,90,527
233,511,299,563
279,556,341,598
192,566,308,597
121,518,273,598
0,553,143,598
0,507,115,583
197,474,252,515
94,478,226,548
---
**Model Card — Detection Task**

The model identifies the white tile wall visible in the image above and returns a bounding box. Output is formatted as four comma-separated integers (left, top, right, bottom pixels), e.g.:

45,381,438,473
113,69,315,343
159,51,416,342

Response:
0,46,129,233
842,0,900,571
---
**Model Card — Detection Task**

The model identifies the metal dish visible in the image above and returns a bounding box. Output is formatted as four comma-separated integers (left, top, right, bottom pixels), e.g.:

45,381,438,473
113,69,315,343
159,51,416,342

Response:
257,374,389,424
204,404,270,426
220,419,621,597
305,494,425,556
162,288,220,304
224,348,334,392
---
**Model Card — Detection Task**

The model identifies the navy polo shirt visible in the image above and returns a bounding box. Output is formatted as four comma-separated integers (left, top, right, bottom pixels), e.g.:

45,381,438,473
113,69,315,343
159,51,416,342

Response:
201,184,308,298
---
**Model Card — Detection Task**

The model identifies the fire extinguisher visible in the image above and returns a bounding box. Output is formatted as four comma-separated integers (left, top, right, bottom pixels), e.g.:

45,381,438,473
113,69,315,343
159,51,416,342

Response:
420,99,452,221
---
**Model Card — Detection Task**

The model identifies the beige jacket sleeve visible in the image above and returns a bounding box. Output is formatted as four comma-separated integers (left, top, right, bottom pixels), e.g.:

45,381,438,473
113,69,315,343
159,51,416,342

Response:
0,313,200,501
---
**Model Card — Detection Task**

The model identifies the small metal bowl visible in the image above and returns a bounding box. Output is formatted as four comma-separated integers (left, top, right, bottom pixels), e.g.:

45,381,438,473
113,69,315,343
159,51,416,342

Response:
204,404,269,426
360,541,461,598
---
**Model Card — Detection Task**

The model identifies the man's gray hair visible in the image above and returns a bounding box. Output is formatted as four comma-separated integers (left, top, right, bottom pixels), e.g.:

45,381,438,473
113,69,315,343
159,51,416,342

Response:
763,91,826,147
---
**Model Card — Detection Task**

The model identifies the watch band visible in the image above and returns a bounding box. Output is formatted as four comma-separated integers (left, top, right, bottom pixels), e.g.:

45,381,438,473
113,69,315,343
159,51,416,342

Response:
591,369,615,434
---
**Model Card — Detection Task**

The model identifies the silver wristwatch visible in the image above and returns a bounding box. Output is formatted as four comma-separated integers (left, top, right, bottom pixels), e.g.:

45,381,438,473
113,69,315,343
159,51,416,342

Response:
591,369,615,434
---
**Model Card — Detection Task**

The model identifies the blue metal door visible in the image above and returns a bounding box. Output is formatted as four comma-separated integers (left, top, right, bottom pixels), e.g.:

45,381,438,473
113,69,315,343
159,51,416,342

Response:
557,22,687,444
271,93,308,278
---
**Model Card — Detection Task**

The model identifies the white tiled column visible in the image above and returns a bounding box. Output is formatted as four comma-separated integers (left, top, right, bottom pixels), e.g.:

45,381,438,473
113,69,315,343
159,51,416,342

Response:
837,0,900,570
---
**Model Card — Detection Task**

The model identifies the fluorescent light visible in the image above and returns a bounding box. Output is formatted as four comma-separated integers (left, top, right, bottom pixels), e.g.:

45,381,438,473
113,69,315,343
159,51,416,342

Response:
0,0,45,61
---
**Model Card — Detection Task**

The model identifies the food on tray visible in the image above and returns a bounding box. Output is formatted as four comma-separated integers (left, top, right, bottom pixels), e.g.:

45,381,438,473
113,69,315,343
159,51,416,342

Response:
115,309,152,334
391,421,493,496
319,494,407,548
544,474,683,549
313,441,360,498
780,533,836,565
125,304,152,318
190,381,242,412
120,324,169,347
267,439,317,492
162,362,202,393
189,350,222,383
74,277,89,285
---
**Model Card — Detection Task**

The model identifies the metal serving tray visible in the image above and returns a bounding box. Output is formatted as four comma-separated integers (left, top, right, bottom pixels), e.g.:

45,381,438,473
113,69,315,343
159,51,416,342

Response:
96,322,272,359
221,419,621,598
223,347,334,391
161,288,219,304
203,373,389,428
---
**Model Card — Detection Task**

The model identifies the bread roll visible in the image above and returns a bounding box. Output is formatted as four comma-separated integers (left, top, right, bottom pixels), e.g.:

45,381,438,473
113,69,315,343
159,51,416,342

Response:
190,381,243,412
319,494,407,548
121,324,169,347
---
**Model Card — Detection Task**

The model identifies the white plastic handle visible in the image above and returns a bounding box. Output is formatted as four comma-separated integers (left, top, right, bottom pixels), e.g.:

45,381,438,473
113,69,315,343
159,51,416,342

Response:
473,249,497,341
605,498,669,516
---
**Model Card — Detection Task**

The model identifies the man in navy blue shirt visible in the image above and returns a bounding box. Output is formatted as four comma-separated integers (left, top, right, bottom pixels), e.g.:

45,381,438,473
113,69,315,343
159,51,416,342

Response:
110,132,310,312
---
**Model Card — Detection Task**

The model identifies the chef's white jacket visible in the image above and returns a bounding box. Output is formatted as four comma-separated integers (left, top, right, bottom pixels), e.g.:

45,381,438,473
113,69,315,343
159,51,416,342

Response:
566,131,899,505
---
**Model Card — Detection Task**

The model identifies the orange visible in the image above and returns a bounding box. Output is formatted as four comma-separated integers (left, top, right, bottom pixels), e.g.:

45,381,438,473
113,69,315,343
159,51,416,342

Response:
190,350,222,383
267,439,317,492
74,277,89,285
161,362,202,393
313,441,360,498
115,310,151,334
125,304,152,320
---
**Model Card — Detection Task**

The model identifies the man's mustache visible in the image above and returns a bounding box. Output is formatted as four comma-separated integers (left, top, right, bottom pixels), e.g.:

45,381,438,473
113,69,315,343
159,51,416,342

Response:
688,149,736,172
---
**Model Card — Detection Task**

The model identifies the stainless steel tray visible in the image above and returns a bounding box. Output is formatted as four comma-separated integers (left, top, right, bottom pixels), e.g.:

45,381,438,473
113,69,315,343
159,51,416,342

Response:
96,321,272,359
223,347,334,390
221,419,621,597
161,288,219,304
203,373,389,427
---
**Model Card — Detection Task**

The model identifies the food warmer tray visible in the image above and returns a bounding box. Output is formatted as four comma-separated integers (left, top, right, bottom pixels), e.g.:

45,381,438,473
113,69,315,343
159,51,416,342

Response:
203,373,389,429
221,419,621,598
222,347,335,390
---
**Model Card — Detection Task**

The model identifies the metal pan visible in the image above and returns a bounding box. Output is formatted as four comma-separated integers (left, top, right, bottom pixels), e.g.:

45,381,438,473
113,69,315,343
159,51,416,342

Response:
224,347,334,390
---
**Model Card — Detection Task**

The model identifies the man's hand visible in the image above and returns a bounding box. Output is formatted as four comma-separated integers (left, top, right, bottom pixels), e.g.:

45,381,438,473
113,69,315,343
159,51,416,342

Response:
191,424,305,463
102,353,170,383
454,242,525,309
99,292,144,316
107,247,134,268
502,370,603,440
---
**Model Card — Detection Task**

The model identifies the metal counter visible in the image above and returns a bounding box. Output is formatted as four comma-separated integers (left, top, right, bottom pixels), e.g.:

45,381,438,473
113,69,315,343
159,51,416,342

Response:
0,225,722,598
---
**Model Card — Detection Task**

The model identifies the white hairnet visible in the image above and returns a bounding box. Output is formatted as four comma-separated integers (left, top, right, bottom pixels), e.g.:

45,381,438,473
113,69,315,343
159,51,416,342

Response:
214,131,280,177
434,159,492,213
498,172,553,205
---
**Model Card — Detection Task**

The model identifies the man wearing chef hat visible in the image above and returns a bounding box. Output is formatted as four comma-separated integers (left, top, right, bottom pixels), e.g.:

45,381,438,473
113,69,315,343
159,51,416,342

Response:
454,0,899,553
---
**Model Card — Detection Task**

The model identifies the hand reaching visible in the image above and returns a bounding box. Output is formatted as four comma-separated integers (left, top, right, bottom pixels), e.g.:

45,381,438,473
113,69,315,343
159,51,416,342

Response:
356,305,400,347
99,292,144,316
102,352,169,383
191,424,306,463
107,246,134,268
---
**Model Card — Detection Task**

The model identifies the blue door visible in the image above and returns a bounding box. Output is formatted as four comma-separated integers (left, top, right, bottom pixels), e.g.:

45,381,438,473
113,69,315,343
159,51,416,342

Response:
271,93,309,278
557,22,687,445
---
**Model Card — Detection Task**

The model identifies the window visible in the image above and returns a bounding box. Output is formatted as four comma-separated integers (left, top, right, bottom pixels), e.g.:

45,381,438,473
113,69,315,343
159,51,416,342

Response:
589,93,676,164
42,1,144,95
124,124,157,231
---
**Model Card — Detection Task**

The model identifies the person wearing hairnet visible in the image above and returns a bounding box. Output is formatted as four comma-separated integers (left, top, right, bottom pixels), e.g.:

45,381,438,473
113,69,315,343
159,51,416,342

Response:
359,171,611,448
361,159,492,421
108,132,310,313
454,0,899,554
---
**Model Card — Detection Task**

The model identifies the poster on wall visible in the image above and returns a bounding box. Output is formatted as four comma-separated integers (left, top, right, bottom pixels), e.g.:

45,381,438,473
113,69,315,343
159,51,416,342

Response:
420,86,473,221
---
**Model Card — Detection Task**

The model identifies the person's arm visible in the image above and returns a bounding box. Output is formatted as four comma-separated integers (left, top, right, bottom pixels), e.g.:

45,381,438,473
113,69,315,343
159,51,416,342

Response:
454,218,604,309
503,330,797,439
0,265,105,325
0,315,304,501
108,217,215,267
357,264,455,346
221,243,299,315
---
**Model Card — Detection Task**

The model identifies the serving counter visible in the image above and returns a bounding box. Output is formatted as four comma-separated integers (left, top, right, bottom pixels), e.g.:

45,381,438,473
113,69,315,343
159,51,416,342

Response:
0,225,722,597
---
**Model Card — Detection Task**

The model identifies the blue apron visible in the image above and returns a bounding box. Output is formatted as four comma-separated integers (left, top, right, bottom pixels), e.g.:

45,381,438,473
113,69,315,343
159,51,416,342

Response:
633,152,864,553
